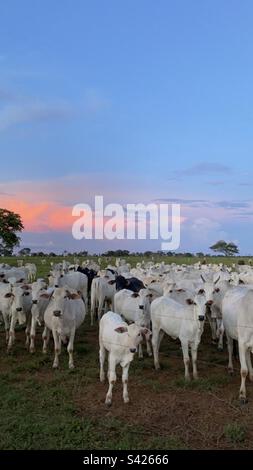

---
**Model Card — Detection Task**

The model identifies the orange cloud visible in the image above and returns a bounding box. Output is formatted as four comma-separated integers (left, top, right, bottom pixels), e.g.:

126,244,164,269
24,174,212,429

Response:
1,196,73,232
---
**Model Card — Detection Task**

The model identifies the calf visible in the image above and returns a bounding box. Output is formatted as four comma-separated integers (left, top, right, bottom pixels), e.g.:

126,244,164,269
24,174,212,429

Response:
114,288,152,358
99,312,151,405
43,287,86,369
151,292,207,380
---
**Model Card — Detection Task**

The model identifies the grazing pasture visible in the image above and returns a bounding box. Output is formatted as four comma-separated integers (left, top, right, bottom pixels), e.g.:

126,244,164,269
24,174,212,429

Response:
0,256,253,450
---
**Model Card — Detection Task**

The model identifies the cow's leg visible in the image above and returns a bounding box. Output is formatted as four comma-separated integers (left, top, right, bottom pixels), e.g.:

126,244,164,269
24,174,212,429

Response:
2,311,9,343
105,354,116,406
146,338,153,357
90,287,96,326
30,315,37,353
246,350,253,382
227,334,234,375
217,320,224,351
52,329,61,369
98,296,105,321
25,316,31,349
7,311,17,351
191,344,198,380
42,326,50,353
104,299,109,314
122,363,130,404
239,342,248,403
158,330,164,350
181,341,190,381
138,342,143,359
99,343,106,382
152,326,161,370
67,328,76,369
206,308,217,343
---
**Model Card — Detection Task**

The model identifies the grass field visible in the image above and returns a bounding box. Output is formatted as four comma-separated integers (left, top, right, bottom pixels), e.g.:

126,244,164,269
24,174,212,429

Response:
0,255,253,450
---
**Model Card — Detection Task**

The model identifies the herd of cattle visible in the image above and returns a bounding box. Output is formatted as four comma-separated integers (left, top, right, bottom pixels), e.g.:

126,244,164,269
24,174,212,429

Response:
0,258,253,406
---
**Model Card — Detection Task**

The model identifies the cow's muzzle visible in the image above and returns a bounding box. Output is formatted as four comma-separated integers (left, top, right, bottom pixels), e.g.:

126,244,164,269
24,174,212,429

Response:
53,310,62,317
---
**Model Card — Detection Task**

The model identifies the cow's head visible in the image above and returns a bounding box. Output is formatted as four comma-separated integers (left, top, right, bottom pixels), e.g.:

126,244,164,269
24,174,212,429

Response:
114,323,152,353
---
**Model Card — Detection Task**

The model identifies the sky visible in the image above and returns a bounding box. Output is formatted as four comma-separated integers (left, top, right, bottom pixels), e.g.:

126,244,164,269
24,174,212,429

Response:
1,0,253,254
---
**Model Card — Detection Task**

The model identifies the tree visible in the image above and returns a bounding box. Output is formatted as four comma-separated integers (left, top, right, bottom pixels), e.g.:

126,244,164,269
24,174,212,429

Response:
210,240,239,256
18,247,31,256
0,209,24,255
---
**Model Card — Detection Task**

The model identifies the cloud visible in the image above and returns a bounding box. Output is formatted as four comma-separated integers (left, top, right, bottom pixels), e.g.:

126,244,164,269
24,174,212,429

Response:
214,201,250,210
187,217,228,246
84,89,110,114
207,180,225,186
0,100,72,131
181,162,232,176
154,197,251,210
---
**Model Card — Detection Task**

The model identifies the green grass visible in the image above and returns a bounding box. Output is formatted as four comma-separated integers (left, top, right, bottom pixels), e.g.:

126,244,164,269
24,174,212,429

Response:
1,254,251,280
173,375,231,392
0,360,187,450
224,424,246,444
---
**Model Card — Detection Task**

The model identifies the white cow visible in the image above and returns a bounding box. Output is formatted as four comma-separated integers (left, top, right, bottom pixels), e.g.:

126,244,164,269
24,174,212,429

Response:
222,287,253,403
114,288,152,358
1,268,27,283
151,292,207,380
99,311,152,405
29,280,51,353
90,276,116,325
7,284,32,351
25,263,37,282
50,271,88,306
0,283,14,342
43,287,86,369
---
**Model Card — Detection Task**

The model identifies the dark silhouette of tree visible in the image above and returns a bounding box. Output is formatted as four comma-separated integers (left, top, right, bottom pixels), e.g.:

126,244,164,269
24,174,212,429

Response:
0,209,24,255
210,240,239,256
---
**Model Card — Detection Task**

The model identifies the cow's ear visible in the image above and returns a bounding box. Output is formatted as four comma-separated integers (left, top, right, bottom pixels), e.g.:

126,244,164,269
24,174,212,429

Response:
186,298,194,305
114,326,128,334
131,292,139,298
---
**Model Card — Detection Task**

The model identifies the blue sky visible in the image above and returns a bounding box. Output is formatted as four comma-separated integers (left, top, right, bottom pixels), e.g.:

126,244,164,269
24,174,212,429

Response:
0,1,253,254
